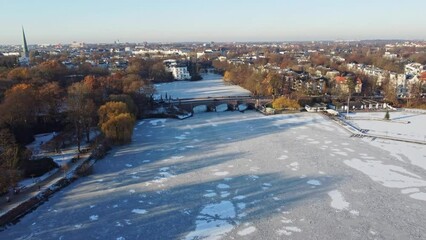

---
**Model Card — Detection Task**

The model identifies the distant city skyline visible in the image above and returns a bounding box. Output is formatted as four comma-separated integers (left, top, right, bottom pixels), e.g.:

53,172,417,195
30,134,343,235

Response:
1,0,426,45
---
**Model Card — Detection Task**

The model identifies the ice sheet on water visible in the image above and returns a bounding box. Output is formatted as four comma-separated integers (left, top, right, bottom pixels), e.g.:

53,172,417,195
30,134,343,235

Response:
184,201,236,240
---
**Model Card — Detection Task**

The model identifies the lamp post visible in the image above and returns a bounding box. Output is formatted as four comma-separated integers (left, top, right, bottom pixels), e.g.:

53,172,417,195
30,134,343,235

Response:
347,94,350,116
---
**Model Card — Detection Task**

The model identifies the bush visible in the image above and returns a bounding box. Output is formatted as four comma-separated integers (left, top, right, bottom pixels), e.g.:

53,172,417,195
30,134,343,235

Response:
92,141,111,159
76,162,93,177
384,110,390,120
20,157,59,178
272,96,300,110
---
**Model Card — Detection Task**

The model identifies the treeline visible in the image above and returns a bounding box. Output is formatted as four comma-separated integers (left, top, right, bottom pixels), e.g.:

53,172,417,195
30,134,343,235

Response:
0,58,158,193
214,60,303,98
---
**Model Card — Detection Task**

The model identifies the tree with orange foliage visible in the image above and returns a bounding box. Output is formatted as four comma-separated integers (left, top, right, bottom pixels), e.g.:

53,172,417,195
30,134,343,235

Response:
0,84,37,126
7,67,31,81
98,102,135,144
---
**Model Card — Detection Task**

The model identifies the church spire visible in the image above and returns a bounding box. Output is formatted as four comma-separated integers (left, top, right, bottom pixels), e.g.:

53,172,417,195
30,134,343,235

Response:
22,26,29,58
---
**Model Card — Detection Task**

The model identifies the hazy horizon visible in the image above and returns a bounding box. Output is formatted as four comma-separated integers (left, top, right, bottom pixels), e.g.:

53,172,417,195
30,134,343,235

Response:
1,0,426,45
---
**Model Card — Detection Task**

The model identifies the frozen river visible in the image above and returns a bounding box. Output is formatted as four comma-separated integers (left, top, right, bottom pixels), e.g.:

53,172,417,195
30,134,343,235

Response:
2,111,426,239
154,74,251,99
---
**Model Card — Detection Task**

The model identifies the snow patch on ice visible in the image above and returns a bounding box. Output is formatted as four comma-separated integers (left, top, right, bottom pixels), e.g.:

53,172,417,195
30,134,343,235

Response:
401,188,420,194
344,158,426,189
233,195,246,200
328,190,350,211
350,210,360,216
285,226,302,232
237,226,256,236
150,119,166,126
237,202,246,210
132,209,148,214
204,192,217,198
159,167,170,172
410,192,426,201
307,180,321,186
344,158,426,201
220,192,230,198
288,162,299,171
217,184,230,189
214,171,229,176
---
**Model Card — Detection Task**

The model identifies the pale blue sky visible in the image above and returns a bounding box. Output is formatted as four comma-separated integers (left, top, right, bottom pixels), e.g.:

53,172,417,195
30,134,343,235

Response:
1,0,425,44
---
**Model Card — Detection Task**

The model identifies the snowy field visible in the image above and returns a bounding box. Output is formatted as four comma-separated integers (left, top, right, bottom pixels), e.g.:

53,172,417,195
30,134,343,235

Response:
343,111,426,142
3,111,426,239
153,74,251,100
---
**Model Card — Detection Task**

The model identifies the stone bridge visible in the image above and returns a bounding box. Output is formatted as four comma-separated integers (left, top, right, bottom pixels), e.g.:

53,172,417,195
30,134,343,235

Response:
156,96,273,112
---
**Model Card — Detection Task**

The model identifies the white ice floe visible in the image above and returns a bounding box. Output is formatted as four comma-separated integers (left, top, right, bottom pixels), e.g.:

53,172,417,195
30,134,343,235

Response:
237,226,256,236
159,167,170,172
175,135,186,140
409,192,426,201
328,190,350,211
285,226,302,232
89,215,99,221
237,202,246,210
149,119,167,126
184,201,236,240
217,184,230,189
401,188,420,194
204,192,217,198
350,210,360,216
307,180,322,186
289,162,299,171
214,171,229,176
233,195,246,200
220,192,230,198
132,209,148,214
